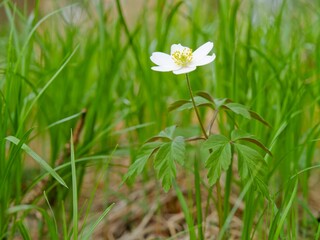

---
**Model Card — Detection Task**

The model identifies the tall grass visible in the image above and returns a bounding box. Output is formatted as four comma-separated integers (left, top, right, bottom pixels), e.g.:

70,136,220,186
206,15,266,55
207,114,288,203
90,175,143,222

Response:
0,0,319,239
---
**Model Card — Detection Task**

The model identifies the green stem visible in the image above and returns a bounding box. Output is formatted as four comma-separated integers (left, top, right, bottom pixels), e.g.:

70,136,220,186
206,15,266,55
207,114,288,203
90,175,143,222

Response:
194,157,204,240
223,150,234,237
173,180,197,240
216,180,224,230
224,158,233,221
316,222,320,240
185,74,208,139
185,73,224,234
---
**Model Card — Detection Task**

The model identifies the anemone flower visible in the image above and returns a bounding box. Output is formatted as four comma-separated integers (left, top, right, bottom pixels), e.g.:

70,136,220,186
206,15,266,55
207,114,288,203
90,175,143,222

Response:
150,42,216,75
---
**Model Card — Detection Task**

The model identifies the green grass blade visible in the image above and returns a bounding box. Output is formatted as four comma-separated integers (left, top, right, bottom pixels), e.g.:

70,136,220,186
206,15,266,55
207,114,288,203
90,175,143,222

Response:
5,136,67,188
82,203,115,240
194,157,204,240
20,44,79,126
16,221,31,240
61,202,68,240
7,204,59,239
218,178,252,240
70,130,78,240
272,179,298,240
46,111,86,129
14,3,79,72
316,223,320,240
173,180,196,240
43,191,58,238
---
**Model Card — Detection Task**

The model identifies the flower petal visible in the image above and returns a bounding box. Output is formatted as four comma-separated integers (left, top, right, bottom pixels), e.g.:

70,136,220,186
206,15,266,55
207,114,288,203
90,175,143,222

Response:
151,65,180,72
171,44,185,54
190,54,216,67
150,52,174,66
192,42,214,61
173,66,196,75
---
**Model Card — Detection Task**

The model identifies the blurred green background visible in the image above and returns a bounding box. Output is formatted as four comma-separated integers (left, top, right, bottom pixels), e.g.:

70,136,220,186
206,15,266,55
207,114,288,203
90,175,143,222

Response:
0,0,319,239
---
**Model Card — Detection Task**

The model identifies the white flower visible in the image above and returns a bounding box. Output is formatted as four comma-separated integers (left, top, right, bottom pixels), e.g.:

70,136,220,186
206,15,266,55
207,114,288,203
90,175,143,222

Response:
150,42,216,75
62,5,86,25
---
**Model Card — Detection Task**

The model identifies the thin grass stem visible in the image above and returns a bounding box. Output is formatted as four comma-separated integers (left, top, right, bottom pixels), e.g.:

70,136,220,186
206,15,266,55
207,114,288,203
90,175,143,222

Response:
194,156,204,240
173,180,197,240
70,130,78,240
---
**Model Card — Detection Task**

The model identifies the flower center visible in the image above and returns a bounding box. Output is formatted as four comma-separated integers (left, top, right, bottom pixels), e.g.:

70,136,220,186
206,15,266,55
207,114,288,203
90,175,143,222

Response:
171,48,193,66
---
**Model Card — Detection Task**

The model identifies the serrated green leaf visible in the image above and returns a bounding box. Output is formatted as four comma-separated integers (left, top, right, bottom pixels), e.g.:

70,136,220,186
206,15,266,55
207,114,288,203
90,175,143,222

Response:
235,143,269,197
213,98,232,109
249,110,271,127
175,101,193,111
223,103,251,119
231,129,272,156
146,136,171,142
196,91,214,103
205,144,232,185
231,129,254,141
154,137,186,192
171,136,185,165
169,96,213,112
239,138,272,156
203,134,232,185
124,142,162,182
193,96,213,107
215,99,270,127
158,125,176,139
168,100,190,112
203,134,230,149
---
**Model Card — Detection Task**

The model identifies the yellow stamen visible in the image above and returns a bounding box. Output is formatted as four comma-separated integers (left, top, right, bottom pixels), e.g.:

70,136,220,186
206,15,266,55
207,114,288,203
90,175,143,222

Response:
172,48,193,66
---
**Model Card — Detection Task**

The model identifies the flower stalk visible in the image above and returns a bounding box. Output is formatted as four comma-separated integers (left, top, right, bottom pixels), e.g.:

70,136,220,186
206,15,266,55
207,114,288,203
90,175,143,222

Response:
185,74,208,139
185,73,224,233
